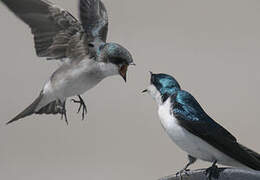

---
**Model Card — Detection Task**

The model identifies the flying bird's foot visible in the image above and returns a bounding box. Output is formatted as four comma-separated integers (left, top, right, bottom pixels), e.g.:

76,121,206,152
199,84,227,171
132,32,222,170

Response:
71,95,87,120
61,110,68,125
58,101,68,125
205,160,220,180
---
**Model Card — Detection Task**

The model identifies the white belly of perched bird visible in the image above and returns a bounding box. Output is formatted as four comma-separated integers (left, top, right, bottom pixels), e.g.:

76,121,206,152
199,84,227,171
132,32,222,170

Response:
158,98,246,168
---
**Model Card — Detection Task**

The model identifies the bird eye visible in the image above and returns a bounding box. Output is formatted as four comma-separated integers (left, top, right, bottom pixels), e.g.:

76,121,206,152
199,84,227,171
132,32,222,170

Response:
99,44,105,50
88,43,94,48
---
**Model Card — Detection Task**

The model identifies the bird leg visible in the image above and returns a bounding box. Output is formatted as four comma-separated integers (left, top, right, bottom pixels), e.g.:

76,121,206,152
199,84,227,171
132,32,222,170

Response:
59,100,68,125
176,155,197,180
71,95,87,120
205,160,220,180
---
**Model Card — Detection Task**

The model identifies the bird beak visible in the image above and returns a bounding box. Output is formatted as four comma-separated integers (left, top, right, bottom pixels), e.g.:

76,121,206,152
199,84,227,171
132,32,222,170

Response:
119,65,128,82
142,72,152,93
129,62,136,66
142,89,148,93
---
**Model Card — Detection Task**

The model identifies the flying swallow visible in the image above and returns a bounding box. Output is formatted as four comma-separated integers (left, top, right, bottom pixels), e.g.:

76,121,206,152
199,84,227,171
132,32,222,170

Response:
2,0,135,124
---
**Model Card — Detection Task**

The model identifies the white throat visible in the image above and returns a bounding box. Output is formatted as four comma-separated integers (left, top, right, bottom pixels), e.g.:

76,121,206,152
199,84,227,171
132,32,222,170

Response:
98,62,118,78
147,85,163,105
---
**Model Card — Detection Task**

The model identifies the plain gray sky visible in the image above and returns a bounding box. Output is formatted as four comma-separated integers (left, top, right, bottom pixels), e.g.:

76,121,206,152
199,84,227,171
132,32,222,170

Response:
0,0,260,180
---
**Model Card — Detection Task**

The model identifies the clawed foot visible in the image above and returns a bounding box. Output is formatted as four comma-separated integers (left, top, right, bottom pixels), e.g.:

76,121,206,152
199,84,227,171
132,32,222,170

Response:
58,101,68,125
71,95,87,120
176,168,190,180
175,155,196,180
205,161,220,180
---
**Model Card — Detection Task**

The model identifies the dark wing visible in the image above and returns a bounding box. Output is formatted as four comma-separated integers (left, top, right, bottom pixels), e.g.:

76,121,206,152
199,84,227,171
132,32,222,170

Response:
1,0,87,61
239,143,260,161
80,0,108,42
171,90,260,170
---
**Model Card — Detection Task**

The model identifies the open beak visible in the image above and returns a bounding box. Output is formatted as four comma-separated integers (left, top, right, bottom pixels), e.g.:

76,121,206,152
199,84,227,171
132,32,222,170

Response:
119,65,128,82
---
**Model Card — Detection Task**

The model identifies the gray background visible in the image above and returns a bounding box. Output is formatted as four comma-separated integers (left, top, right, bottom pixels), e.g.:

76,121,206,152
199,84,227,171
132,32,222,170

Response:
0,0,260,180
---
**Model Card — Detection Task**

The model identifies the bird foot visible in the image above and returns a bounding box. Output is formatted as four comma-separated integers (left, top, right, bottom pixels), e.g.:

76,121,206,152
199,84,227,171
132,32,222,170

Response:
57,101,68,125
176,168,190,180
205,161,220,180
71,95,87,120
60,109,68,125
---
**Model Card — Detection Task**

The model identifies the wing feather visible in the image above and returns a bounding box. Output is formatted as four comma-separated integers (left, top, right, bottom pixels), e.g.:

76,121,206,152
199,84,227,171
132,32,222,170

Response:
2,0,87,61
80,0,108,42
171,91,260,170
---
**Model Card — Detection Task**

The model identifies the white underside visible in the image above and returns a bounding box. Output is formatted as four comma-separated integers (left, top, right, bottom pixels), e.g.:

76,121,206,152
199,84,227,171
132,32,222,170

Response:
146,85,247,168
36,58,118,110
159,98,247,168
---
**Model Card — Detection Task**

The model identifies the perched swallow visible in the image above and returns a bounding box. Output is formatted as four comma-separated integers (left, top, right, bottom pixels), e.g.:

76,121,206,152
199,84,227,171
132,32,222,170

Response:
2,0,134,124
143,72,260,179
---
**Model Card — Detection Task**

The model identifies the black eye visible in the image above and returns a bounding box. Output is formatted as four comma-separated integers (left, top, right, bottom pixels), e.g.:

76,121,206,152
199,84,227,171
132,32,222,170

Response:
88,43,94,48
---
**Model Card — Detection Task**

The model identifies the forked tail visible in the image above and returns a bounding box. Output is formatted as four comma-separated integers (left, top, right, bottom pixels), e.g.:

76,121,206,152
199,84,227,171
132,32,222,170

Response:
7,93,44,124
7,93,65,125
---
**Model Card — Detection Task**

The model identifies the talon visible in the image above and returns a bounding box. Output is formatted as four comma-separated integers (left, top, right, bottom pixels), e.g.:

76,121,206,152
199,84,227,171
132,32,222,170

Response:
71,99,79,103
59,101,68,125
71,95,87,120
78,104,82,114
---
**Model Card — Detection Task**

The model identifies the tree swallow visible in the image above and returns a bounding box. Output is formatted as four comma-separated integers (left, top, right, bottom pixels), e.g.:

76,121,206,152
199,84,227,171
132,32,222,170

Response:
2,0,135,124
143,72,260,179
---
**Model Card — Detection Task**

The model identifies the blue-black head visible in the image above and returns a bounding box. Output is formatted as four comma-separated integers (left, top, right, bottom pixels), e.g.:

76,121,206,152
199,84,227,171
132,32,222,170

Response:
143,72,181,103
97,42,135,82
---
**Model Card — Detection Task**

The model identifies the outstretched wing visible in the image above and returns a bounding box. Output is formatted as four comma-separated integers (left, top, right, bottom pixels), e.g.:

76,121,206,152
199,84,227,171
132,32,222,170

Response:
171,90,260,170
80,0,108,42
1,0,87,61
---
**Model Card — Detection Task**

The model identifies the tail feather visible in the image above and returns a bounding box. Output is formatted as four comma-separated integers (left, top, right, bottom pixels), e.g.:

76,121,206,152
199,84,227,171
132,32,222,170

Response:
36,100,64,115
7,93,44,124
7,93,65,125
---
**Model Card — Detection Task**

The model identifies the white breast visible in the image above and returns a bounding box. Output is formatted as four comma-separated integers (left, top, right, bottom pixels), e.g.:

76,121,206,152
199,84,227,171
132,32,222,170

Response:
158,98,246,168
47,59,118,99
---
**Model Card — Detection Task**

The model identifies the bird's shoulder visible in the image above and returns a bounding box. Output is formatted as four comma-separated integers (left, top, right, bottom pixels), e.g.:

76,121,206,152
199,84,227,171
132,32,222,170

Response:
171,90,206,121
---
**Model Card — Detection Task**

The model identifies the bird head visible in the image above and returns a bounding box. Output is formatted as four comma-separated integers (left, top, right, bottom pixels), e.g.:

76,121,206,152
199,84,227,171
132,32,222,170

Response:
97,42,135,82
142,72,181,103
